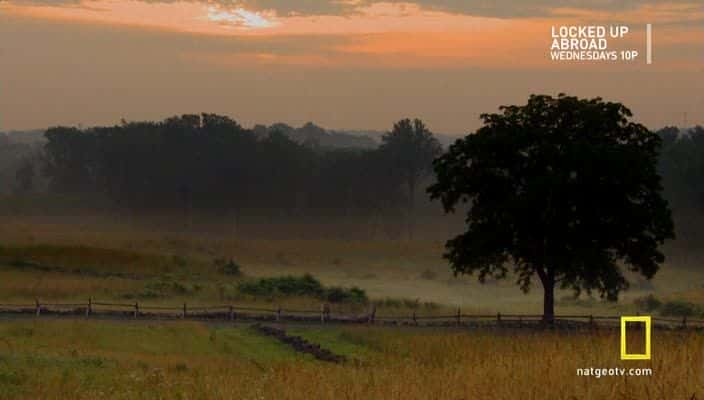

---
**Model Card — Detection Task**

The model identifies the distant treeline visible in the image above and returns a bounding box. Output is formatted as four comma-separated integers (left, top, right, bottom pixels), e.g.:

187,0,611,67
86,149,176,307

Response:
37,114,441,224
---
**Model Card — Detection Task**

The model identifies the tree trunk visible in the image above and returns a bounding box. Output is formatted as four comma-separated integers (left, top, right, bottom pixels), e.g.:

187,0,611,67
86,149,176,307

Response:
543,282,555,324
541,269,555,324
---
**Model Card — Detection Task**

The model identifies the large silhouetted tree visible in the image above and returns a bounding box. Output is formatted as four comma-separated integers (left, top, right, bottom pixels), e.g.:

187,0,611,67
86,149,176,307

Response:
428,94,675,322
380,119,441,238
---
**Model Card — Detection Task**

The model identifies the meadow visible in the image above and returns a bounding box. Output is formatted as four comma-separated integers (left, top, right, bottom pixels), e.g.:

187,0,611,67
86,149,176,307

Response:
1,216,703,399
1,216,703,317
0,319,701,399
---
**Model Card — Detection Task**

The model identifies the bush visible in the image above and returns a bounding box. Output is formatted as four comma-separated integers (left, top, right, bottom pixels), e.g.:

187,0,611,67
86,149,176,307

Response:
214,258,242,276
325,286,367,304
238,274,324,297
660,300,699,317
237,274,367,304
634,294,662,312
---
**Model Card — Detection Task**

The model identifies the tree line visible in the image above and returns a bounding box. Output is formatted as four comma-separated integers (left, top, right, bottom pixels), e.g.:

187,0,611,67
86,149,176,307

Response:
5,113,703,234
37,114,441,226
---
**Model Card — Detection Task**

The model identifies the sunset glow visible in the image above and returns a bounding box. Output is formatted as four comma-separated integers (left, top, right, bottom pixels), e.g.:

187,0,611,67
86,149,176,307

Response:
1,0,702,131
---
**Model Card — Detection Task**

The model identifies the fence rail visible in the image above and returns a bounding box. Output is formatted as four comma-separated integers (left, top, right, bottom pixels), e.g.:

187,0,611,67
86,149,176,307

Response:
1,298,702,329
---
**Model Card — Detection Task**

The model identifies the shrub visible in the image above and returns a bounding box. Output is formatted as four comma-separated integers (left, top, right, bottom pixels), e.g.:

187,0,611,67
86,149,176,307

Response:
325,286,367,304
214,258,242,276
238,274,324,297
237,274,367,304
660,300,699,317
634,294,662,312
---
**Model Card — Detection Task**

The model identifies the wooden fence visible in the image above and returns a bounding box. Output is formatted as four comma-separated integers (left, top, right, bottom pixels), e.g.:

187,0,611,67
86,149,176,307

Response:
0,298,701,329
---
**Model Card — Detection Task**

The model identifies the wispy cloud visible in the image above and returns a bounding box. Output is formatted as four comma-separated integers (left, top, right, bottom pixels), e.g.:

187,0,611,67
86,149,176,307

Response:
206,5,277,29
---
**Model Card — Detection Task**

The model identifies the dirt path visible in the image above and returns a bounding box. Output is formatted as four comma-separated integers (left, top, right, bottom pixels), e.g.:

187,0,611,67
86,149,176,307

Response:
252,323,346,363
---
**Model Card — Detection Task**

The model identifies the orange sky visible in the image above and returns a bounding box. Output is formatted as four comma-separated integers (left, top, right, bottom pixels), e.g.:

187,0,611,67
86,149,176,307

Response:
1,0,702,133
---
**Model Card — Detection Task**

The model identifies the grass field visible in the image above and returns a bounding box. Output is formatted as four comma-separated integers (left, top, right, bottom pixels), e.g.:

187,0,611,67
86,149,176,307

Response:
0,319,700,399
1,216,703,317
1,216,703,398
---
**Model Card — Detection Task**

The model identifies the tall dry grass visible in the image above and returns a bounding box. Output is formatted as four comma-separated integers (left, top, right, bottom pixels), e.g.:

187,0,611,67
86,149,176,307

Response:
0,320,701,399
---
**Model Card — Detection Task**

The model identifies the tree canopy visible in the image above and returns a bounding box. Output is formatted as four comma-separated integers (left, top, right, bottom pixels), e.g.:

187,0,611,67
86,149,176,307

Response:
428,94,675,321
379,118,442,238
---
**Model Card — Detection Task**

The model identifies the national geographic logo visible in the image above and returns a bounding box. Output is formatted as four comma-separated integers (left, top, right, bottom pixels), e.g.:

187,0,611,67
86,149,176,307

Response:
621,316,651,360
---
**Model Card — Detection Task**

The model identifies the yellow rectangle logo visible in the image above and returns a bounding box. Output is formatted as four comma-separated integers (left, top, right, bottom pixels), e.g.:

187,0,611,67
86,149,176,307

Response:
620,316,651,360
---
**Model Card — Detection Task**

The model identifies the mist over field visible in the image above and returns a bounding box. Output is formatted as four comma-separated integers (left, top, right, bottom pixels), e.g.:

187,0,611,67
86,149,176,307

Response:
1,117,703,315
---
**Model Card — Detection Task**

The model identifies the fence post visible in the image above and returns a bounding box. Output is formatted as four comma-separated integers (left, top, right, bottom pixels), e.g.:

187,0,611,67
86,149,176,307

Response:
497,312,501,326
276,306,282,322
368,304,376,324
682,316,687,328
412,310,417,325
320,304,325,323
86,297,92,316
456,308,461,326
228,305,234,321
183,303,187,319
133,302,139,318
35,299,40,316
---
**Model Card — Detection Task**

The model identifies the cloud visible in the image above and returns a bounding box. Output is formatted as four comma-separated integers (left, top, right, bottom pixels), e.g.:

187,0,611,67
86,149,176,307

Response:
206,5,277,28
4,0,703,19
397,0,702,19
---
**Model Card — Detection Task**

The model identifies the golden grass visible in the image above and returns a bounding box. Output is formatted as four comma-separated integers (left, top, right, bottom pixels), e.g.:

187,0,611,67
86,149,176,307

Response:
0,270,140,301
0,320,700,399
